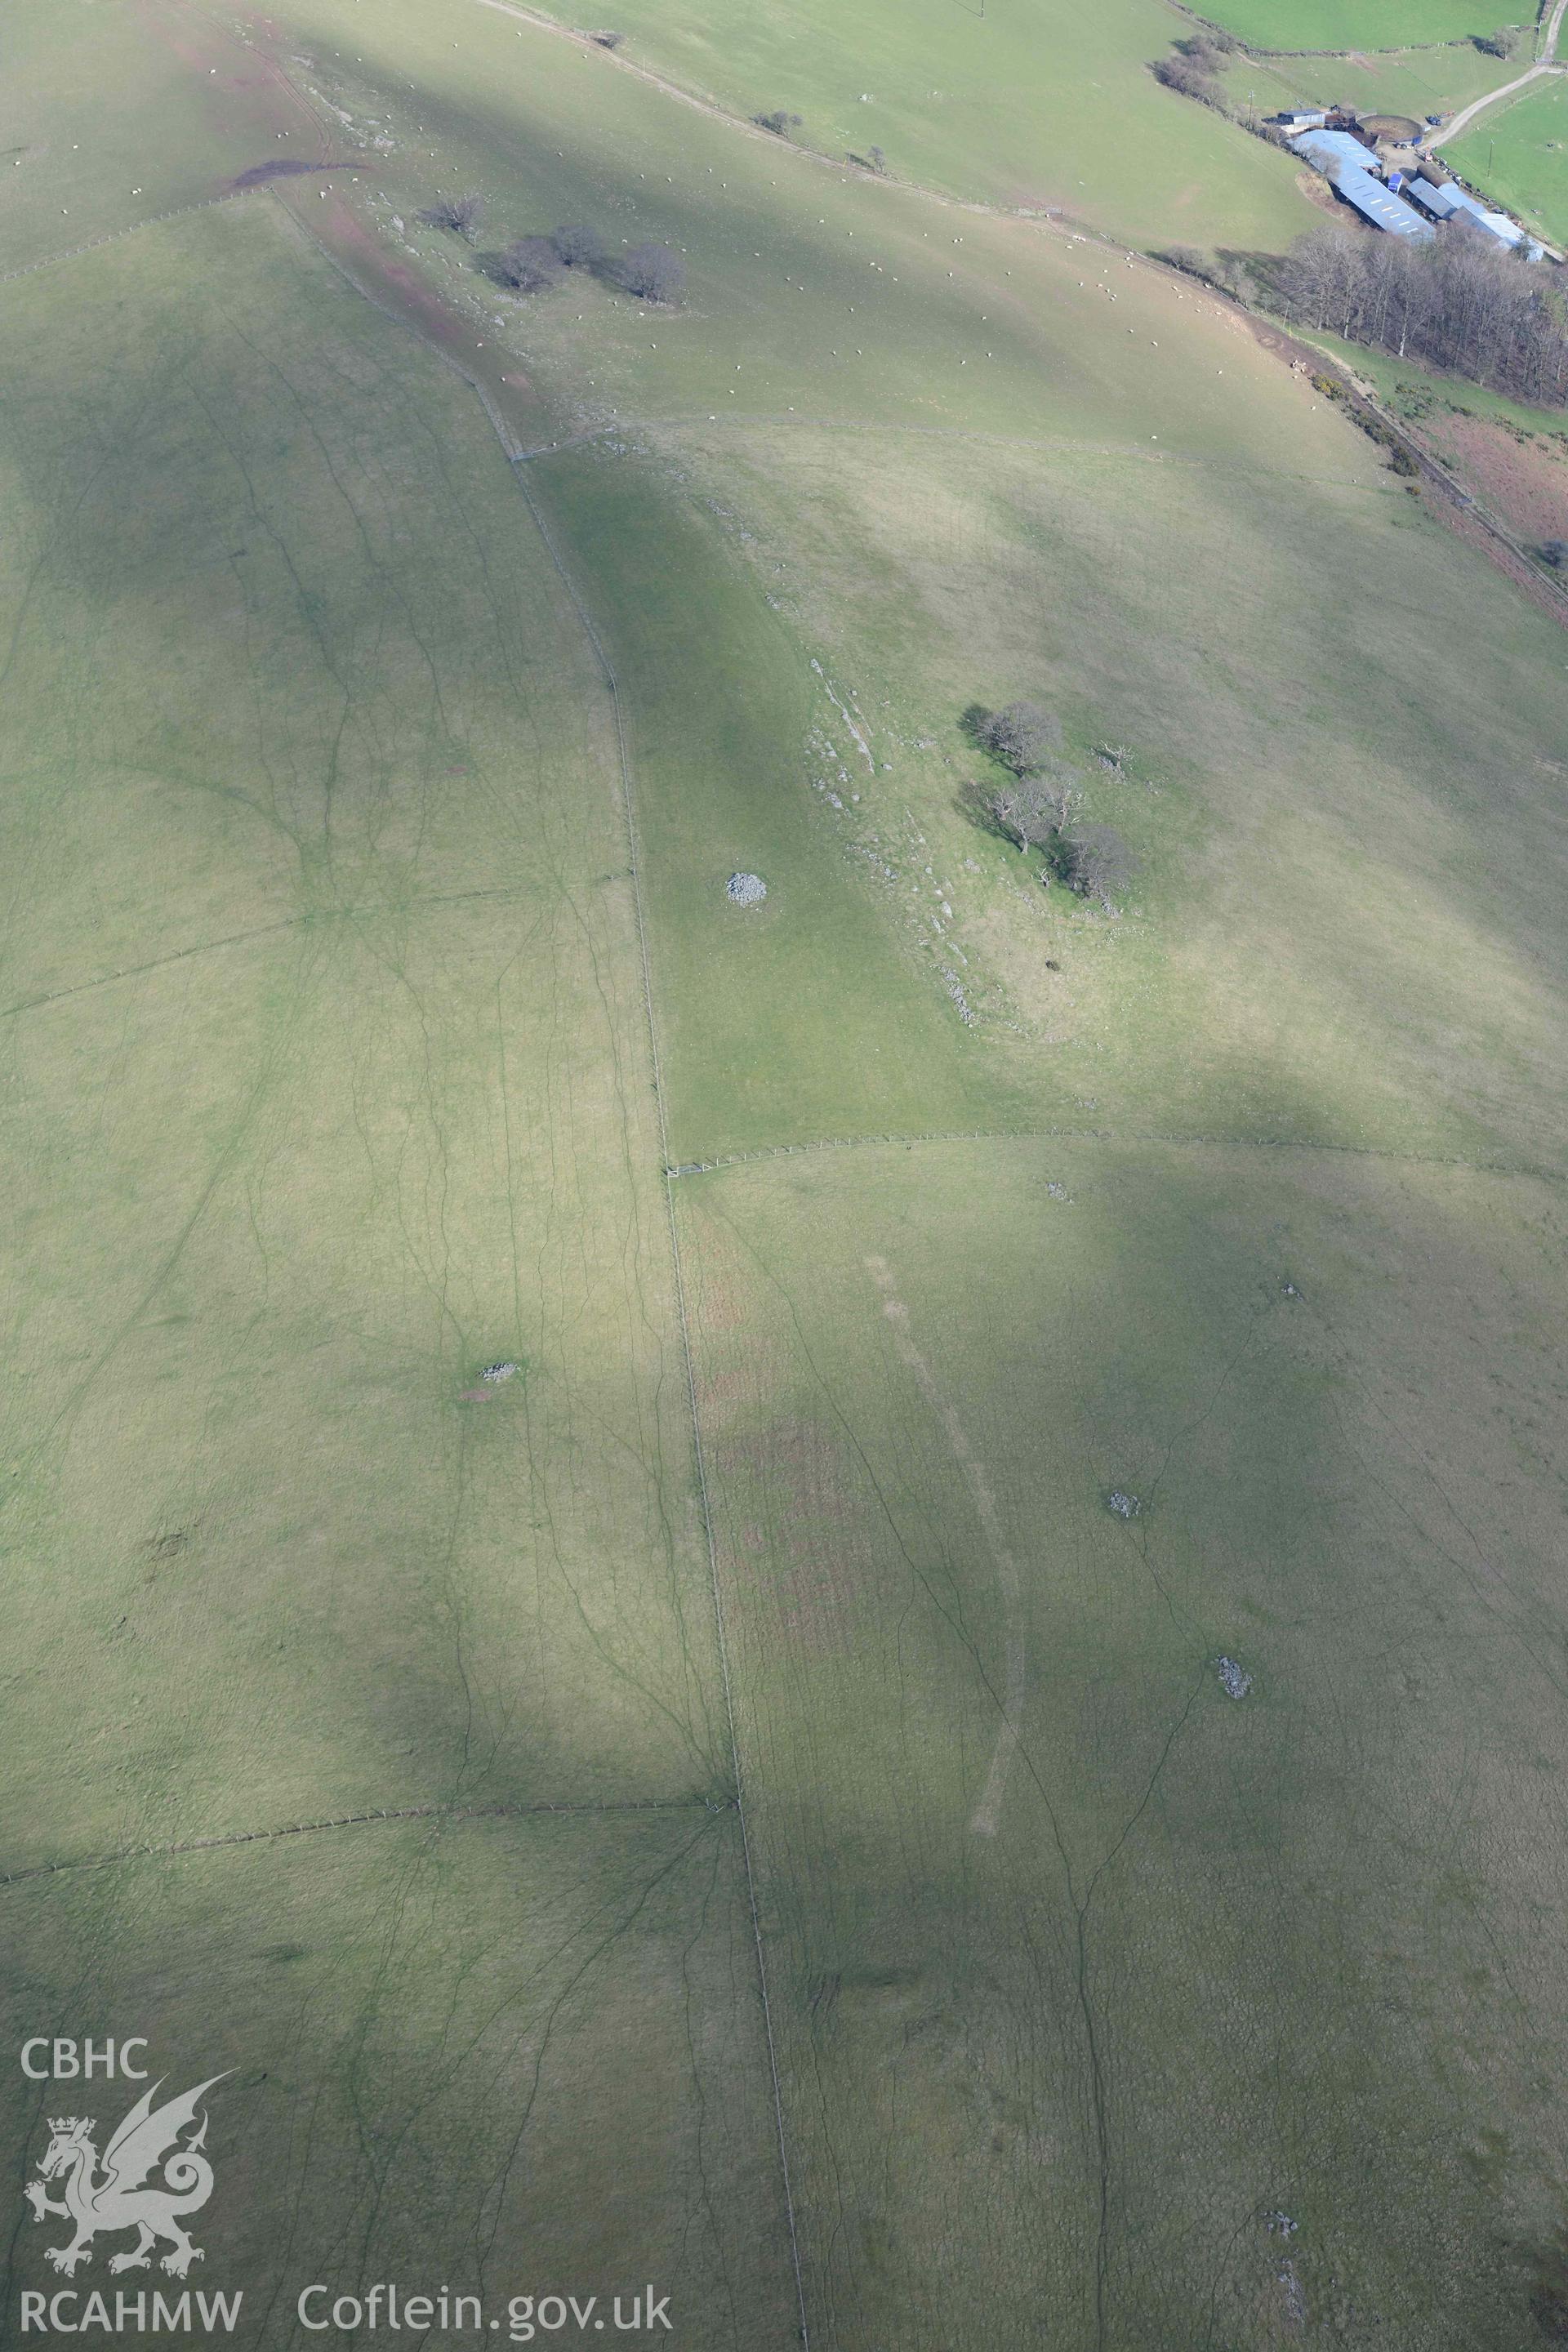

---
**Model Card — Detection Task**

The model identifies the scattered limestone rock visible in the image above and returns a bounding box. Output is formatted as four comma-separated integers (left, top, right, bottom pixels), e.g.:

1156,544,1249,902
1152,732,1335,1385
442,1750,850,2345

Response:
1215,1655,1254,1699
1107,1490,1140,1520
726,871,767,906
480,1361,519,1384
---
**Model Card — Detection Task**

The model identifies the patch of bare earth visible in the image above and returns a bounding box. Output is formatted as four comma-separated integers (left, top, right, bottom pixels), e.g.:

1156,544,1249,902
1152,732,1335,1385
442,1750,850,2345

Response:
1422,409,1568,546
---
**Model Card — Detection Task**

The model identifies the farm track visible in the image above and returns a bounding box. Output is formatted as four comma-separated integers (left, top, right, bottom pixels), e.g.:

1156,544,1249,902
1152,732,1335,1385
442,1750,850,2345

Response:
0,1797,729,1892
1430,57,1565,145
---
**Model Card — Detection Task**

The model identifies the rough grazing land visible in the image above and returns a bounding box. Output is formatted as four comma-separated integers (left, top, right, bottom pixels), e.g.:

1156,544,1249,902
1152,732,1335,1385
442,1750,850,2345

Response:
3,0,1568,2345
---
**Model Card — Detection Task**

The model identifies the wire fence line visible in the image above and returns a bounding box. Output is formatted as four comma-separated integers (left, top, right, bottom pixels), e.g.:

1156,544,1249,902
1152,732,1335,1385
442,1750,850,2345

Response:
666,1123,1563,1183
0,188,261,290
0,1795,728,1892
506,461,816,2352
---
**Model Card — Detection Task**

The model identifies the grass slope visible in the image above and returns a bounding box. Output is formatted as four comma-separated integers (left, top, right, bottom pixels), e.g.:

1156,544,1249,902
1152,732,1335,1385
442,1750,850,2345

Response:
681,1137,1568,2350
514,0,1315,254
1194,0,1496,47
4,1,1568,2348
0,198,725,1858
2,1812,799,2341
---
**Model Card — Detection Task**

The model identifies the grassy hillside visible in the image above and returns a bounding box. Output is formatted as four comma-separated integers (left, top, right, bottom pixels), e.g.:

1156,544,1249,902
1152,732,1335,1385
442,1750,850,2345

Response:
1194,0,1498,46
2,1813,799,2338
681,1137,1568,2348
514,0,1316,252
4,0,1568,2346
1222,41,1518,127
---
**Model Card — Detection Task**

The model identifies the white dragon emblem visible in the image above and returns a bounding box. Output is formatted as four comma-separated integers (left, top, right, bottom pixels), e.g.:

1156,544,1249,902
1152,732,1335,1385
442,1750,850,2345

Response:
25,2075,229,2278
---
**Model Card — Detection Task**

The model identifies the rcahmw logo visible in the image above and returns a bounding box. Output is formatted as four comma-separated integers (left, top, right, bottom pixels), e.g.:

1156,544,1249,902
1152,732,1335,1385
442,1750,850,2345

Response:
18,2038,241,2336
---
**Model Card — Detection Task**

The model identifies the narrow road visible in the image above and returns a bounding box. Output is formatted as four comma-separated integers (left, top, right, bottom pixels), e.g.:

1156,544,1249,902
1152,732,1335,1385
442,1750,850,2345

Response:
1427,56,1561,148
1540,0,1568,61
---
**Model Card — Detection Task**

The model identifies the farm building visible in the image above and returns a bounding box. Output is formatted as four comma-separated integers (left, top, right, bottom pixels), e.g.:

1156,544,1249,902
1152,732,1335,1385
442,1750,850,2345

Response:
1290,130,1435,241
1405,176,1463,220
1291,127,1381,178
1275,109,1328,132
1335,167,1435,241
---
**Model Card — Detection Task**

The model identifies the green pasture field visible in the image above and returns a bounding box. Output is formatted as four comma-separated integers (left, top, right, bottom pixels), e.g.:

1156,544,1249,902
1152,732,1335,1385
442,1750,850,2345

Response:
1223,42,1518,128
5,0,1568,2345
0,0,265,270
1192,0,1499,48
0,197,732,1860
1448,74,1568,244
524,417,1568,1168
2,1812,798,2339
679,1136,1568,2350
227,0,1568,1169
445,0,1314,254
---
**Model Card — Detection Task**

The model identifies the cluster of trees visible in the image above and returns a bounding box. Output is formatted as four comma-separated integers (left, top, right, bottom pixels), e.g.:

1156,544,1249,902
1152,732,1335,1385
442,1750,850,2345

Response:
420,198,685,305
962,703,1138,904
755,109,803,138
1150,29,1239,112
1472,25,1521,57
1279,223,1568,408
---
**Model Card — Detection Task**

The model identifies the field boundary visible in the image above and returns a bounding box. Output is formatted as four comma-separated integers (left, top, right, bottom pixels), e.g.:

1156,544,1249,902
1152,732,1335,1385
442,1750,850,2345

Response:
0,186,259,289
0,1797,728,1892
508,462,815,2352
514,413,1372,491
267,187,814,2352
666,1123,1565,1183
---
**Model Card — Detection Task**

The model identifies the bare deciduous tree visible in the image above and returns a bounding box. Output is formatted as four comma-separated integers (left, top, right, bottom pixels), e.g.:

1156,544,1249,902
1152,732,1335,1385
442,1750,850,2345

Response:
550,223,608,270
421,193,483,240
964,773,1081,858
966,700,1063,777
1053,822,1138,902
492,235,563,292
755,109,804,136
621,241,685,303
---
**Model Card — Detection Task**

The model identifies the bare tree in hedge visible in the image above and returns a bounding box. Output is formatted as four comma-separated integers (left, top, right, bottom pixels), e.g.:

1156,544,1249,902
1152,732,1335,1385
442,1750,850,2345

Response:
421,193,483,241
621,241,685,303
550,223,608,270
1152,52,1225,107
493,235,563,292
